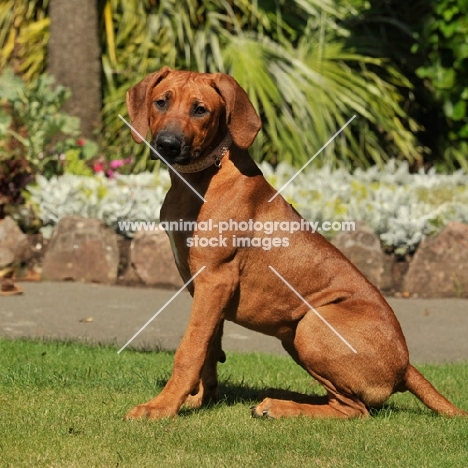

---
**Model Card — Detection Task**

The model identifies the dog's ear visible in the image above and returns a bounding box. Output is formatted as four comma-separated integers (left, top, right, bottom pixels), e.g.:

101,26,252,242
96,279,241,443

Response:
126,67,172,143
212,74,262,149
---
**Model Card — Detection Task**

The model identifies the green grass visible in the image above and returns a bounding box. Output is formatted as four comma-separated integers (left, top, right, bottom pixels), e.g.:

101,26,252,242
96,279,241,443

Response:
0,339,467,467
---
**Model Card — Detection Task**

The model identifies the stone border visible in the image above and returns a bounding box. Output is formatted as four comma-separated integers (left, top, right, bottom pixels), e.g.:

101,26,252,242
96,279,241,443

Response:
2,216,468,298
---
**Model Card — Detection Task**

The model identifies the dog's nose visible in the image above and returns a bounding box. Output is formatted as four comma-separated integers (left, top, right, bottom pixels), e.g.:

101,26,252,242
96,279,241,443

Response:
155,132,182,159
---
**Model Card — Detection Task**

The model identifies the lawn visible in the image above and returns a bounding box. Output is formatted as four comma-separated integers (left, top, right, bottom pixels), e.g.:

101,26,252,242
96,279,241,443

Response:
0,339,467,467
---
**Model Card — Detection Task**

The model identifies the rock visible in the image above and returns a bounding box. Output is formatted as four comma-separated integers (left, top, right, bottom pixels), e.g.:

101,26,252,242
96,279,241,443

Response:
0,247,14,269
332,222,382,288
130,229,183,288
0,216,29,266
405,222,468,298
42,216,119,284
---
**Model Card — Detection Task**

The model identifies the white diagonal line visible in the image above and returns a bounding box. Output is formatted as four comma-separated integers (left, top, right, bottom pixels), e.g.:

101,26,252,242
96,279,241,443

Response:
268,115,356,202
117,266,206,354
118,114,206,203
268,266,357,353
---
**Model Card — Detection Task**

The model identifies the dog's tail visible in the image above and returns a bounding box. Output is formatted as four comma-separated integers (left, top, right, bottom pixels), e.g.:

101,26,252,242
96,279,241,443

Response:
404,364,467,417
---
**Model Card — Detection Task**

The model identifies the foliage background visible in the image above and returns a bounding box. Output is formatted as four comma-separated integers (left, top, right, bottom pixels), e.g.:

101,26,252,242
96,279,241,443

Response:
1,0,466,173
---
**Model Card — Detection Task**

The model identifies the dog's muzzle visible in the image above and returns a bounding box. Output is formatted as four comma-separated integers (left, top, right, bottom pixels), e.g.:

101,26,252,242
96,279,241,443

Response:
152,131,191,165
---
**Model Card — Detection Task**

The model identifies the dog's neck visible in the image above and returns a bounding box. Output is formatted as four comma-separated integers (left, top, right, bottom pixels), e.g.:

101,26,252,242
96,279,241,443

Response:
172,133,233,173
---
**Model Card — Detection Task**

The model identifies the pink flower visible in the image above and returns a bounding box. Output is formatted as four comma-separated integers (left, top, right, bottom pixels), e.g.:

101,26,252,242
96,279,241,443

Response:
109,159,125,169
109,158,133,169
77,138,85,147
92,157,132,177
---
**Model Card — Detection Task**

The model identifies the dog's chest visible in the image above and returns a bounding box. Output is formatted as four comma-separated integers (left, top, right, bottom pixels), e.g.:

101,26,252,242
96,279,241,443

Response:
160,198,194,275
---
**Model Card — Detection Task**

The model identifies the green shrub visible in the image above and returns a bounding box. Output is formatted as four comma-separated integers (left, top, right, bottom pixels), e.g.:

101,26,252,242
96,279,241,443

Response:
414,0,468,171
1,0,425,171
0,68,80,176
0,68,99,216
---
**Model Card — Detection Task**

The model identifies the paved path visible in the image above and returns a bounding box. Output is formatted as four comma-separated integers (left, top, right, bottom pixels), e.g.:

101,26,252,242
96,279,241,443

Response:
1,282,467,364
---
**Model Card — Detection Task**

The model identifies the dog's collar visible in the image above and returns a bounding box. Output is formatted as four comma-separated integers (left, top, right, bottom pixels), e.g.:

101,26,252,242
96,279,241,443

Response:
172,133,233,173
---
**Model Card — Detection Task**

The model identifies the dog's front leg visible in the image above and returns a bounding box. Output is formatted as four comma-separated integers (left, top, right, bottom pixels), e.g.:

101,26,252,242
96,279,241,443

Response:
126,274,235,419
184,320,225,408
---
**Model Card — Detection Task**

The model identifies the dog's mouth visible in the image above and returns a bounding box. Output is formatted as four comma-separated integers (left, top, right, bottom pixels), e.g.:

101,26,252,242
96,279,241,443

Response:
151,149,192,166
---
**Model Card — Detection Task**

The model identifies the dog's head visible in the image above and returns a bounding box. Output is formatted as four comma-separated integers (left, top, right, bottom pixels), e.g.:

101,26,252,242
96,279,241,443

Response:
126,67,262,166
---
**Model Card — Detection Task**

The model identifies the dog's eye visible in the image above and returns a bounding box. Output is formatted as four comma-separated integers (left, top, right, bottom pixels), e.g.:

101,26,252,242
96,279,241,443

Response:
154,99,167,111
194,105,207,116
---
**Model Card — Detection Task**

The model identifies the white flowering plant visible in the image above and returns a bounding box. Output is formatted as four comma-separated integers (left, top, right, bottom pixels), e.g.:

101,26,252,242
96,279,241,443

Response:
27,161,468,254
266,161,468,255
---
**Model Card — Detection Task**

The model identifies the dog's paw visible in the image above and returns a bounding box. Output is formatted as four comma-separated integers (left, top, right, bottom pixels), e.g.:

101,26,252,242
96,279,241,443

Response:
184,390,219,409
250,398,276,419
184,393,204,409
125,403,175,420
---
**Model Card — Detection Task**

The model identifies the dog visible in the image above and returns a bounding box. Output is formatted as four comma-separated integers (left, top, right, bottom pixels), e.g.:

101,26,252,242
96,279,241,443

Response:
124,67,466,419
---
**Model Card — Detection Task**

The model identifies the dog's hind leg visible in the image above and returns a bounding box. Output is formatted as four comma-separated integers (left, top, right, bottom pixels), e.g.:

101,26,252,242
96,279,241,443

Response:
252,310,370,419
251,393,368,419
184,321,225,408
252,339,367,418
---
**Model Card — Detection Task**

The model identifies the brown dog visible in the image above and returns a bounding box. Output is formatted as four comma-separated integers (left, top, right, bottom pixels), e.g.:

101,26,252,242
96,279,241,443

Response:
124,67,466,419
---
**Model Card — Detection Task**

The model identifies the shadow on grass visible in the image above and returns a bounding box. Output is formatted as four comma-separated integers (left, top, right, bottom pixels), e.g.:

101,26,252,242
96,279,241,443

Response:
152,377,429,418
